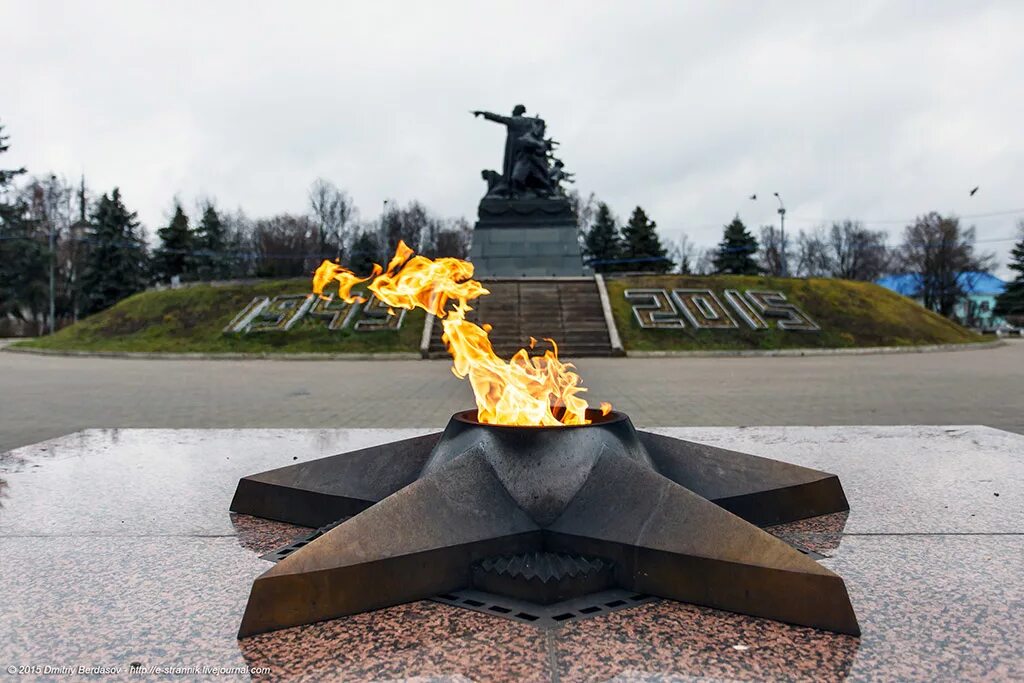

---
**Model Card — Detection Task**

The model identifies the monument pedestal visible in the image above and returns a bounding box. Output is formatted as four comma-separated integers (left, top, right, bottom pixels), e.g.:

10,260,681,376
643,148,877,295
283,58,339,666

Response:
469,197,585,277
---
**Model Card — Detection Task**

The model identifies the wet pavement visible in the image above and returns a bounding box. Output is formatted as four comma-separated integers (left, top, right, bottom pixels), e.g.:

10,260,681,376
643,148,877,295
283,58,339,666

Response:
1,426,1021,681
2,340,1023,454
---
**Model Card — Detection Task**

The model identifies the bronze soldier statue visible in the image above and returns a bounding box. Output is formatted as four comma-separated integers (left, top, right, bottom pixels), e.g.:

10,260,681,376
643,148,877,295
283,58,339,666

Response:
468,104,586,275
472,104,537,182
473,104,569,198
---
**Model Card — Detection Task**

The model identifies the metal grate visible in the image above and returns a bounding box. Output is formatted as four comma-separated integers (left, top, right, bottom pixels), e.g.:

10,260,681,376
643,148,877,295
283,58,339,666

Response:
260,517,349,563
477,552,610,581
790,544,827,561
431,587,658,627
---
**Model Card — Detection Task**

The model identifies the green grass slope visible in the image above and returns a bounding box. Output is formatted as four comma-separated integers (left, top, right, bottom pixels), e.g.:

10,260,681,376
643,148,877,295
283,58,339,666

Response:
14,274,981,355
605,275,983,351
14,279,425,354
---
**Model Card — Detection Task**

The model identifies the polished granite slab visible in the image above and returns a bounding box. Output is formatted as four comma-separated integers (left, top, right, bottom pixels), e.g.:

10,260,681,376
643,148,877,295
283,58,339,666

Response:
0,426,1021,681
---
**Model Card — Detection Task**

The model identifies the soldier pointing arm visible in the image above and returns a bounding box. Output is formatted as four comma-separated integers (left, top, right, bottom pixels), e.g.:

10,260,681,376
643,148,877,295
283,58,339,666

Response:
471,105,534,182
472,104,527,124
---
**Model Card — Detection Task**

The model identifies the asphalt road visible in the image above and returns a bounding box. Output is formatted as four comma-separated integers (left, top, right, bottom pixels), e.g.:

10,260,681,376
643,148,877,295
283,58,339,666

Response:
1,341,1022,453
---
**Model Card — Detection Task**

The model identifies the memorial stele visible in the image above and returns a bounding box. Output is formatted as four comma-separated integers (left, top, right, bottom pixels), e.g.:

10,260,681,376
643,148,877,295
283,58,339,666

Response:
469,104,586,277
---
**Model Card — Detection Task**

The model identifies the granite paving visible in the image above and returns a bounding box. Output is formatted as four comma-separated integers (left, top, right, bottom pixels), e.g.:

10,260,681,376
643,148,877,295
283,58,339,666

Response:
1,426,1021,681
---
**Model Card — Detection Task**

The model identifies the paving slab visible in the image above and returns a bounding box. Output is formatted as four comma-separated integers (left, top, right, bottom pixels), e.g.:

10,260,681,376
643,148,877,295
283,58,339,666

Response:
0,426,1021,681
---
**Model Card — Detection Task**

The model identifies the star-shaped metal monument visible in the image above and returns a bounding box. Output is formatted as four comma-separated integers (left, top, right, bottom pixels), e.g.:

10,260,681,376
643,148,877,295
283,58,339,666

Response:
231,410,859,638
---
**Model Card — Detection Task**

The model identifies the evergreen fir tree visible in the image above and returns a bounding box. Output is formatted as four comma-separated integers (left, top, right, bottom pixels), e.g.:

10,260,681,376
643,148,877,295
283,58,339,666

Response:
994,223,1024,323
79,188,149,314
348,230,381,275
152,203,194,282
583,202,621,272
0,121,47,329
194,203,231,280
713,216,760,275
0,121,26,188
620,206,671,272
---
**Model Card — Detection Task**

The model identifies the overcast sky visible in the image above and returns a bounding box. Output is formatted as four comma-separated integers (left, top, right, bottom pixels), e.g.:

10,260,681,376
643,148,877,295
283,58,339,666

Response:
3,1,1022,275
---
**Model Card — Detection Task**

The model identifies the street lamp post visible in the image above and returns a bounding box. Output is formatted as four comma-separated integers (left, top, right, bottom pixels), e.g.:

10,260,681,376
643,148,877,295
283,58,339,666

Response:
47,174,58,335
773,192,787,278
48,218,56,334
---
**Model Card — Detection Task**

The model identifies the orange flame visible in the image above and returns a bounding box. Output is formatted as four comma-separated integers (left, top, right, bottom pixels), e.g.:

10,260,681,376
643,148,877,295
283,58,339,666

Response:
313,241,609,426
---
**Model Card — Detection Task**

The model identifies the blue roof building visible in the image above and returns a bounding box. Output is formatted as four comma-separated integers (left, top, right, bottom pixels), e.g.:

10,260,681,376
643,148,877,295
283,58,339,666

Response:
876,272,1008,329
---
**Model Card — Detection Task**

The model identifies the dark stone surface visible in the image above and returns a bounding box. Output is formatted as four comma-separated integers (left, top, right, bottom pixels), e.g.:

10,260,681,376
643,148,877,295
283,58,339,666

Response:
472,552,615,604
470,198,584,276
238,450,542,637
231,411,858,637
4,426,1024,680
477,197,576,225
420,410,651,526
639,430,850,526
230,432,441,528
546,450,859,635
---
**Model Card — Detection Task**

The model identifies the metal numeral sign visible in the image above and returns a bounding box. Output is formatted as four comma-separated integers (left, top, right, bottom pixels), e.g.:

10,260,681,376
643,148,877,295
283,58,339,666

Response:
671,289,739,329
623,289,685,329
744,290,820,331
353,295,406,332
223,293,405,334
624,288,819,331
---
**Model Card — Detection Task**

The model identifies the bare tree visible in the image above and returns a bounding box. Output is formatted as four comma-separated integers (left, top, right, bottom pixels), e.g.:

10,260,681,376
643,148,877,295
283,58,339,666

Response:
567,189,597,248
19,174,79,331
791,222,890,280
669,234,697,274
308,178,354,260
375,200,468,260
430,217,473,259
378,200,432,257
758,225,787,276
898,212,993,317
415,210,445,257
693,247,716,275
794,227,832,277
252,213,319,278
220,209,257,278
827,220,890,281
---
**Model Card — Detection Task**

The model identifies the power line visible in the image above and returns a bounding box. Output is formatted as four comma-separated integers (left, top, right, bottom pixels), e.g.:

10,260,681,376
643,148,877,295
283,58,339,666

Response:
0,234,337,260
975,235,1020,244
788,207,1024,226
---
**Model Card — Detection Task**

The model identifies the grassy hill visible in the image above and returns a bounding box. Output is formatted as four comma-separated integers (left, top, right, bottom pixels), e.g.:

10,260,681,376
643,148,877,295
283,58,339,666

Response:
11,274,982,356
13,279,425,354
604,274,983,351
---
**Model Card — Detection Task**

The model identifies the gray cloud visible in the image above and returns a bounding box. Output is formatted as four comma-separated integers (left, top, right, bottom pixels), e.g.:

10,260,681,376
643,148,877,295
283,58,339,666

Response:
3,1,1022,274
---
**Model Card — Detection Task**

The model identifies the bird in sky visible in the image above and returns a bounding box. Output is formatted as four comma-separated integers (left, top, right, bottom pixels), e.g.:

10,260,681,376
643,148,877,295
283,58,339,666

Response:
970,186,980,197
749,194,757,200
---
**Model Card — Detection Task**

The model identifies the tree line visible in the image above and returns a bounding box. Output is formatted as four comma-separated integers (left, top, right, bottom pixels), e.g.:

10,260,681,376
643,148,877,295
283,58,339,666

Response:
2,119,1023,333
580,198,1023,324
0,121,471,334
576,197,671,272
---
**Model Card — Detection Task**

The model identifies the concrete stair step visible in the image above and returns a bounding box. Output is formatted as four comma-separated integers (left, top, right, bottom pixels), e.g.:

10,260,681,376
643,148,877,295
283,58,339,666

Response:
424,278,614,357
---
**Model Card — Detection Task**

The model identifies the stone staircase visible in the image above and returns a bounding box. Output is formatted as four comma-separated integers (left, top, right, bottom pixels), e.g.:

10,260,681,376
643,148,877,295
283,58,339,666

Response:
426,278,615,358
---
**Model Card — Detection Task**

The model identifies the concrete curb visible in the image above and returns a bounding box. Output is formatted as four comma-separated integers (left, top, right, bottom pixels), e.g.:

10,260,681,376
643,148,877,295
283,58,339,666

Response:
593,273,625,356
625,340,1005,358
3,340,1004,361
1,346,422,361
